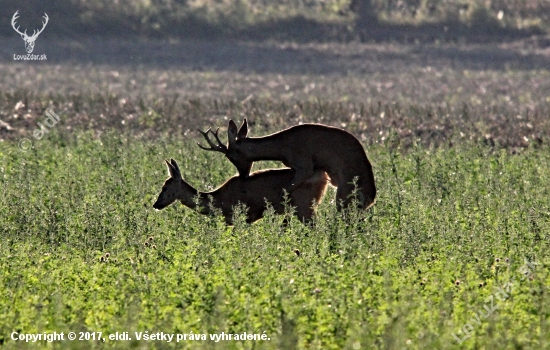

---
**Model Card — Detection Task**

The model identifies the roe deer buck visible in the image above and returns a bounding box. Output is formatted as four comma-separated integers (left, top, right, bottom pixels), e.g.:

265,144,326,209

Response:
198,119,376,210
153,158,328,225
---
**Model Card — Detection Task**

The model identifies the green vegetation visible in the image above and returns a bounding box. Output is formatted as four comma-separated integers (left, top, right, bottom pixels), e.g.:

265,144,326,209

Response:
0,114,549,348
2,2,549,344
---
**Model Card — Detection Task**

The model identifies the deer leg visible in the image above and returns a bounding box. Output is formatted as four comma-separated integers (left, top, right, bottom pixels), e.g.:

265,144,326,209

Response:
336,179,373,211
291,186,314,223
295,205,314,224
287,163,315,191
335,183,355,211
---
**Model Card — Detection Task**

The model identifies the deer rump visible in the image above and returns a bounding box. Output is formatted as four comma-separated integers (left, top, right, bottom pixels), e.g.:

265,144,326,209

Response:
209,168,328,224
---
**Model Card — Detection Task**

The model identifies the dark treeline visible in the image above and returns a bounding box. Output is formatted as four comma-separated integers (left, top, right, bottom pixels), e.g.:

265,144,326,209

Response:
1,0,547,42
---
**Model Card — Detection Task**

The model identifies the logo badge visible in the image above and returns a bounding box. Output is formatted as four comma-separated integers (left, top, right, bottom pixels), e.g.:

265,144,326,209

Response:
11,10,48,60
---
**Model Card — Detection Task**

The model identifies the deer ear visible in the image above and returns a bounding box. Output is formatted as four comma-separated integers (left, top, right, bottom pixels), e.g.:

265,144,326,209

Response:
165,159,180,178
170,158,181,174
228,120,238,144
237,118,248,139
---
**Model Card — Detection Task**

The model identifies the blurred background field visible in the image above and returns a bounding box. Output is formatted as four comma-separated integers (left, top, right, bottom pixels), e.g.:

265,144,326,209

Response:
1,0,550,149
1,0,550,40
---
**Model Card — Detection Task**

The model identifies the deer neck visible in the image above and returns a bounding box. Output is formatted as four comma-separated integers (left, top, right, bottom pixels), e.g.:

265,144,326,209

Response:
179,179,201,209
180,179,219,215
241,135,286,161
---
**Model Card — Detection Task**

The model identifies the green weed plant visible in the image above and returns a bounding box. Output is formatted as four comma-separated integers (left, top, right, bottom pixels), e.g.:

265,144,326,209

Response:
0,130,549,349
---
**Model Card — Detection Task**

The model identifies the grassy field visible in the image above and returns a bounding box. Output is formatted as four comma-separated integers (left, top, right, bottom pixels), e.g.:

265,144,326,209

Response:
1,33,550,348
0,103,549,349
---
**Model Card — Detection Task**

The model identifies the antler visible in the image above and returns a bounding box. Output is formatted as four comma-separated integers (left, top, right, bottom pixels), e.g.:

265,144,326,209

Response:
11,11,48,39
11,11,27,37
196,128,228,154
32,13,49,38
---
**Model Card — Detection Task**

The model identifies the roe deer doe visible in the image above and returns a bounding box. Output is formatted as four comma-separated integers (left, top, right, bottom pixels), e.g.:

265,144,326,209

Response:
153,158,328,225
198,119,376,210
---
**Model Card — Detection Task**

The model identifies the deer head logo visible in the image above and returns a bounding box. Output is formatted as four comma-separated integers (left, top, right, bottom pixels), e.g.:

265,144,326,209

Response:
11,11,49,54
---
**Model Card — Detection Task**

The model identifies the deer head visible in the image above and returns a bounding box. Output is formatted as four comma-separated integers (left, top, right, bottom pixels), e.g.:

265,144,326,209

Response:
197,122,253,178
226,119,253,178
12,11,49,54
153,159,184,210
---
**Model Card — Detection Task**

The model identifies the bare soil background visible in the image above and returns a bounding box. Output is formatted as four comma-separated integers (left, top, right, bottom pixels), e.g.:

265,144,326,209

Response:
1,36,549,149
